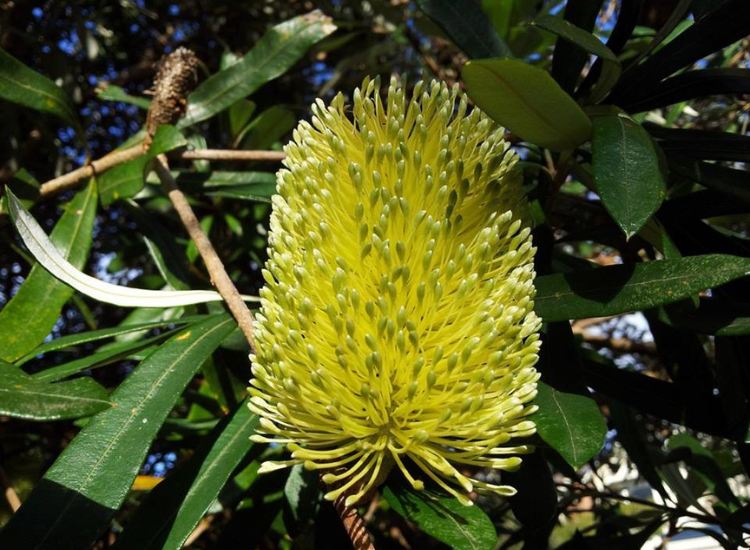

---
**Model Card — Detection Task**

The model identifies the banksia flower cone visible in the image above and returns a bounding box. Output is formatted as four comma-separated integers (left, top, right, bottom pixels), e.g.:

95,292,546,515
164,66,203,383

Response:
249,77,542,506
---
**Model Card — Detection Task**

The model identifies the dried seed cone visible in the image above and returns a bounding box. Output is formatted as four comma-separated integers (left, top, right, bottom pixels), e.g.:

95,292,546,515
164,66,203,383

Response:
249,77,542,506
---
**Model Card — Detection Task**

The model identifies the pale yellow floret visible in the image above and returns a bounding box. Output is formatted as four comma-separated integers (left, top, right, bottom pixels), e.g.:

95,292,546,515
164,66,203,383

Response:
248,76,542,505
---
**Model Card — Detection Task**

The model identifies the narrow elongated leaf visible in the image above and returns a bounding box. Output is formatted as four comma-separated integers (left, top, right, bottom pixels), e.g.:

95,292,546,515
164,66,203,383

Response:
614,0,750,101
383,477,498,550
0,314,236,550
181,12,336,127
648,126,750,162
0,48,81,135
15,317,202,366
96,84,151,109
534,381,606,469
6,190,259,307
0,182,97,362
112,402,258,550
32,329,177,382
534,14,621,102
660,299,750,337
0,367,110,421
416,0,511,59
667,155,750,205
592,113,666,238
625,69,750,113
535,255,750,322
545,1,605,93
504,452,557,528
463,58,591,151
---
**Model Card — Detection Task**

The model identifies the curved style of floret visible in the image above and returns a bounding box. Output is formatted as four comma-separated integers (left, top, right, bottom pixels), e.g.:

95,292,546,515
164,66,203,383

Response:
249,77,542,506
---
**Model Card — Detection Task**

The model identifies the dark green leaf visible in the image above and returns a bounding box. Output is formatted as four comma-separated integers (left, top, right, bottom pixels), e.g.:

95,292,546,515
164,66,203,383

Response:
181,12,336,127
463,58,591,151
239,105,295,150
535,14,620,103
505,451,557,528
667,154,750,205
15,316,202,366
32,329,178,382
649,126,750,162
383,477,498,550
0,181,97,362
0,367,110,421
112,402,258,550
535,255,750,322
176,171,277,202
147,124,188,156
625,69,750,112
667,433,739,509
614,0,750,103
660,299,750,336
0,314,236,550
545,0,605,93
1,168,40,213
0,47,82,137
284,464,322,532
533,381,606,469
96,84,151,110
125,202,193,290
592,114,666,238
416,0,511,59
98,157,148,206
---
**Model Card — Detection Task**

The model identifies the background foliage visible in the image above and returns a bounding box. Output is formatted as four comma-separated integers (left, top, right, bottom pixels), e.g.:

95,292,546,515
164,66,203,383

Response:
1,0,750,548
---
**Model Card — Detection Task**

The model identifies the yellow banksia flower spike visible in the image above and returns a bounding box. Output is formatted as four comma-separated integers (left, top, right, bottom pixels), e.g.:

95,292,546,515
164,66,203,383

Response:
249,76,542,507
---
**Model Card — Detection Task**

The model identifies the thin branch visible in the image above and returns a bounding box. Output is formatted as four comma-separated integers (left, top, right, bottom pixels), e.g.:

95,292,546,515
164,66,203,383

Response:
36,147,286,199
39,145,145,198
153,154,256,351
176,149,286,162
333,492,376,550
578,332,658,355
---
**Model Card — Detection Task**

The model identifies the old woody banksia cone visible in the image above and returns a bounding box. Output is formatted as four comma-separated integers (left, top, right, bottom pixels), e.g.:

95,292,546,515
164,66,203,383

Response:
249,77,542,506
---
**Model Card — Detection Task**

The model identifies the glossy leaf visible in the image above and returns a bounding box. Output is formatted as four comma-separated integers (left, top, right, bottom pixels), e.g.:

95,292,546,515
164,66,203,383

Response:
1,168,39,213
112,402,258,550
537,8,614,98
181,11,336,127
660,299,750,336
592,113,666,238
463,58,591,151
238,105,296,150
0,47,82,136
15,317,202,366
0,314,236,550
416,0,511,59
535,255,750,322
383,477,498,550
0,182,97,362
0,367,111,421
533,381,606,469
649,126,750,162
96,83,151,110
7,190,259,308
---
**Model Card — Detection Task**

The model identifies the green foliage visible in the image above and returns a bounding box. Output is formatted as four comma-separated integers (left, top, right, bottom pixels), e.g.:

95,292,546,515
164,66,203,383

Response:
1,1,750,548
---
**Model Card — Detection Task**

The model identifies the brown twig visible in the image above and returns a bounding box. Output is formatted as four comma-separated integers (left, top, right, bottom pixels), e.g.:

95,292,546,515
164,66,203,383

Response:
0,464,21,512
333,492,376,550
578,332,658,355
175,149,286,162
153,154,256,350
39,145,145,198
36,148,286,199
